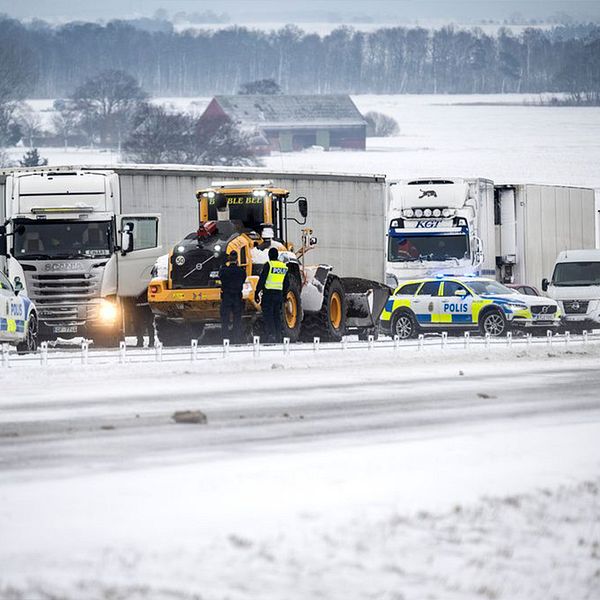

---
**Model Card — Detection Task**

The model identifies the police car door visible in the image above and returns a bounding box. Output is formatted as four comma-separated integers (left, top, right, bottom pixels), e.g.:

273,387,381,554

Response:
437,280,473,326
413,281,441,327
0,271,23,341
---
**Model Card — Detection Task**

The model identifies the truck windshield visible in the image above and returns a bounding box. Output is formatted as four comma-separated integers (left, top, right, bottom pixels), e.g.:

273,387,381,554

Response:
388,233,469,263
552,262,600,286
13,220,113,260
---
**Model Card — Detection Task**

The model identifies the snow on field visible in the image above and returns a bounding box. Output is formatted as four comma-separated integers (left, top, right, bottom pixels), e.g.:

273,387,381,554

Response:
1,342,600,599
15,94,600,194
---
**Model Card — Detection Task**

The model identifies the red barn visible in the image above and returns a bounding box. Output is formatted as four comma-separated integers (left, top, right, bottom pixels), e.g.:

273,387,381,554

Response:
199,95,367,154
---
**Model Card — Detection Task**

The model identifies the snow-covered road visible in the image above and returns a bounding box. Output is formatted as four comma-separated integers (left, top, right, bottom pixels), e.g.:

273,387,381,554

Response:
1,343,599,599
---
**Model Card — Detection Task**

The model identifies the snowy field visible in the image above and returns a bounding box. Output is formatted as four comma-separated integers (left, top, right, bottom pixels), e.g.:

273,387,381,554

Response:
14,94,600,194
1,340,600,599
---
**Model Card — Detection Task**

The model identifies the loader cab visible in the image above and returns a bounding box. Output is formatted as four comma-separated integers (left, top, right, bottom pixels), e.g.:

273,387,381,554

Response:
196,180,305,248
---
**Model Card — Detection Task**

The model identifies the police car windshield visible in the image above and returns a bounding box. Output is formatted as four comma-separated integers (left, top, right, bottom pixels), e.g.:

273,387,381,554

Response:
388,234,469,263
467,280,516,295
552,262,600,286
13,220,113,259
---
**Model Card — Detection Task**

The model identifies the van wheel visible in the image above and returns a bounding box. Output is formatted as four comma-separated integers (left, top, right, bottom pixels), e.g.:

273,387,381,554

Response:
479,309,508,337
17,313,38,354
392,310,417,340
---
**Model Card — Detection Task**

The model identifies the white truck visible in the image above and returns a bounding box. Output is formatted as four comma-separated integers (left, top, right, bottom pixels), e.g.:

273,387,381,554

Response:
0,165,386,344
0,169,162,345
386,178,597,289
542,249,600,332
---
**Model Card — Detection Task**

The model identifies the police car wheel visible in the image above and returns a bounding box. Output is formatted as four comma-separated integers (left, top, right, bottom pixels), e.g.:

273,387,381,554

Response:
479,309,507,337
17,313,38,354
392,310,417,339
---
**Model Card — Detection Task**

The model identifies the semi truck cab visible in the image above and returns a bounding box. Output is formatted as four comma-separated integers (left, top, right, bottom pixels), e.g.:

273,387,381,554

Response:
0,169,162,344
385,178,494,288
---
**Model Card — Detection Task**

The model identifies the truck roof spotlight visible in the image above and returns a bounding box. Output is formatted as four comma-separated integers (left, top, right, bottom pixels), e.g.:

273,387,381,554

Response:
414,209,423,217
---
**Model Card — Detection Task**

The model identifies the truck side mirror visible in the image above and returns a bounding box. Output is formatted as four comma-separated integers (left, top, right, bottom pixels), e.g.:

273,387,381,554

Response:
13,277,23,296
0,226,6,257
121,222,134,254
298,198,308,219
541,278,549,292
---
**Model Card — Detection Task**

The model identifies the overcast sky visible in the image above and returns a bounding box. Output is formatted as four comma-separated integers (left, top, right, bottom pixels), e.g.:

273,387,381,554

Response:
1,1,599,23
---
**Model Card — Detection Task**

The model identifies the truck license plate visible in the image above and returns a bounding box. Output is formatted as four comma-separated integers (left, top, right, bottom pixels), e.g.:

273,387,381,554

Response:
53,326,78,333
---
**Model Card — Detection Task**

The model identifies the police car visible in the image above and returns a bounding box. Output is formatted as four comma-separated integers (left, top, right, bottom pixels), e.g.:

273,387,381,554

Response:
0,271,38,352
380,275,561,339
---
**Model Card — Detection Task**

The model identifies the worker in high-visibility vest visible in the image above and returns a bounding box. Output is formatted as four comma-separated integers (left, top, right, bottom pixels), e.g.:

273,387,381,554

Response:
256,247,289,343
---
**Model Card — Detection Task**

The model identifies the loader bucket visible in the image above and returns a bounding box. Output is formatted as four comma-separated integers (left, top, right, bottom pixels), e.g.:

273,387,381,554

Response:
340,278,392,330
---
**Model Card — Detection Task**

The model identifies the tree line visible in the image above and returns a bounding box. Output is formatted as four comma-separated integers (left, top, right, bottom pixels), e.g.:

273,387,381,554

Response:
1,17,599,99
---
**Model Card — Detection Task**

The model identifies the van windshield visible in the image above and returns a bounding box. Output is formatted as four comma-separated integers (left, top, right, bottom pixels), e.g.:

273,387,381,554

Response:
553,262,600,286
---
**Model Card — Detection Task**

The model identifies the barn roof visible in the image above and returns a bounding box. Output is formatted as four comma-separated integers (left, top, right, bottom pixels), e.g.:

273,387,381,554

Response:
212,95,366,129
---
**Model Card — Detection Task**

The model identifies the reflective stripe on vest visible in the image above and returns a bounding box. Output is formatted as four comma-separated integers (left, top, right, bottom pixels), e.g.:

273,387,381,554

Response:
265,260,288,291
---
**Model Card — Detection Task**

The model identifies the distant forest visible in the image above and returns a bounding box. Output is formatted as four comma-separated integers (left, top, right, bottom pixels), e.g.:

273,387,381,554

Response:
2,17,600,98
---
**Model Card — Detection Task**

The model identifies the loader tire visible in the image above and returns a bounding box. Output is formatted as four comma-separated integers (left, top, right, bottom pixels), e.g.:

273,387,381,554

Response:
282,278,302,343
301,276,346,342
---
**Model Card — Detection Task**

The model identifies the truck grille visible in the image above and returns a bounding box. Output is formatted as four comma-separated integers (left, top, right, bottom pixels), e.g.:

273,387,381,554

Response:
170,250,222,289
24,267,103,327
562,300,589,314
530,304,557,316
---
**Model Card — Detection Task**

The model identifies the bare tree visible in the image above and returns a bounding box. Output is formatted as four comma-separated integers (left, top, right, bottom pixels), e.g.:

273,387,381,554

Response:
124,105,260,166
364,111,400,137
52,99,81,149
238,79,281,95
123,104,195,163
71,70,148,148
15,104,42,148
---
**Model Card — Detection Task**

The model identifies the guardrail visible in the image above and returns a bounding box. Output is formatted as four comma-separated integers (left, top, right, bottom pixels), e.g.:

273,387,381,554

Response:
1,329,598,369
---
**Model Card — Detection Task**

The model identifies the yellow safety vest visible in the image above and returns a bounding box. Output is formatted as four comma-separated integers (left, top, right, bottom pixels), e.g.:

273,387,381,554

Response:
265,260,288,291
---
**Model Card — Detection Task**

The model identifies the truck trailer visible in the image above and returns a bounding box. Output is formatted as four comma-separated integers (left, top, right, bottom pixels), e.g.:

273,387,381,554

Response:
386,178,596,289
0,165,386,344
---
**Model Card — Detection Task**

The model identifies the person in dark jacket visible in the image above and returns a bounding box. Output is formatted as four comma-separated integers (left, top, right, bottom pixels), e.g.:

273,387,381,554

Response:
218,251,247,343
255,247,289,343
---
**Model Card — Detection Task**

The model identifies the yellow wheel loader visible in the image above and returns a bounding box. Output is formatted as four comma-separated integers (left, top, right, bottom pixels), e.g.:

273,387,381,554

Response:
148,181,390,345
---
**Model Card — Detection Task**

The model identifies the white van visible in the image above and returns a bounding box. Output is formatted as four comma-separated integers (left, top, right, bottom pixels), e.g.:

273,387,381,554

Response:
542,249,600,331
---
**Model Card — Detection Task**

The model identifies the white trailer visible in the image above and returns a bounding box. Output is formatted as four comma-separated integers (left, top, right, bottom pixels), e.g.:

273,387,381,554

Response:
386,177,596,289
0,165,385,344
494,183,597,289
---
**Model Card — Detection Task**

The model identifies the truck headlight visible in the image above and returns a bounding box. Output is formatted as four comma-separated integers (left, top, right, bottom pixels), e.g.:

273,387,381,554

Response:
99,299,118,324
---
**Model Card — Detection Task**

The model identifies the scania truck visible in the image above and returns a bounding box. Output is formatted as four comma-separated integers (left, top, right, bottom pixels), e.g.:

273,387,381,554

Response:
0,168,162,345
386,178,596,289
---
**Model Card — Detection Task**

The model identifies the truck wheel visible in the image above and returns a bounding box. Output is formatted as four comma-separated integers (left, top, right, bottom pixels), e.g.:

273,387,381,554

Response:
282,278,302,342
17,313,38,354
301,277,346,342
155,318,185,347
479,309,508,337
391,309,417,340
